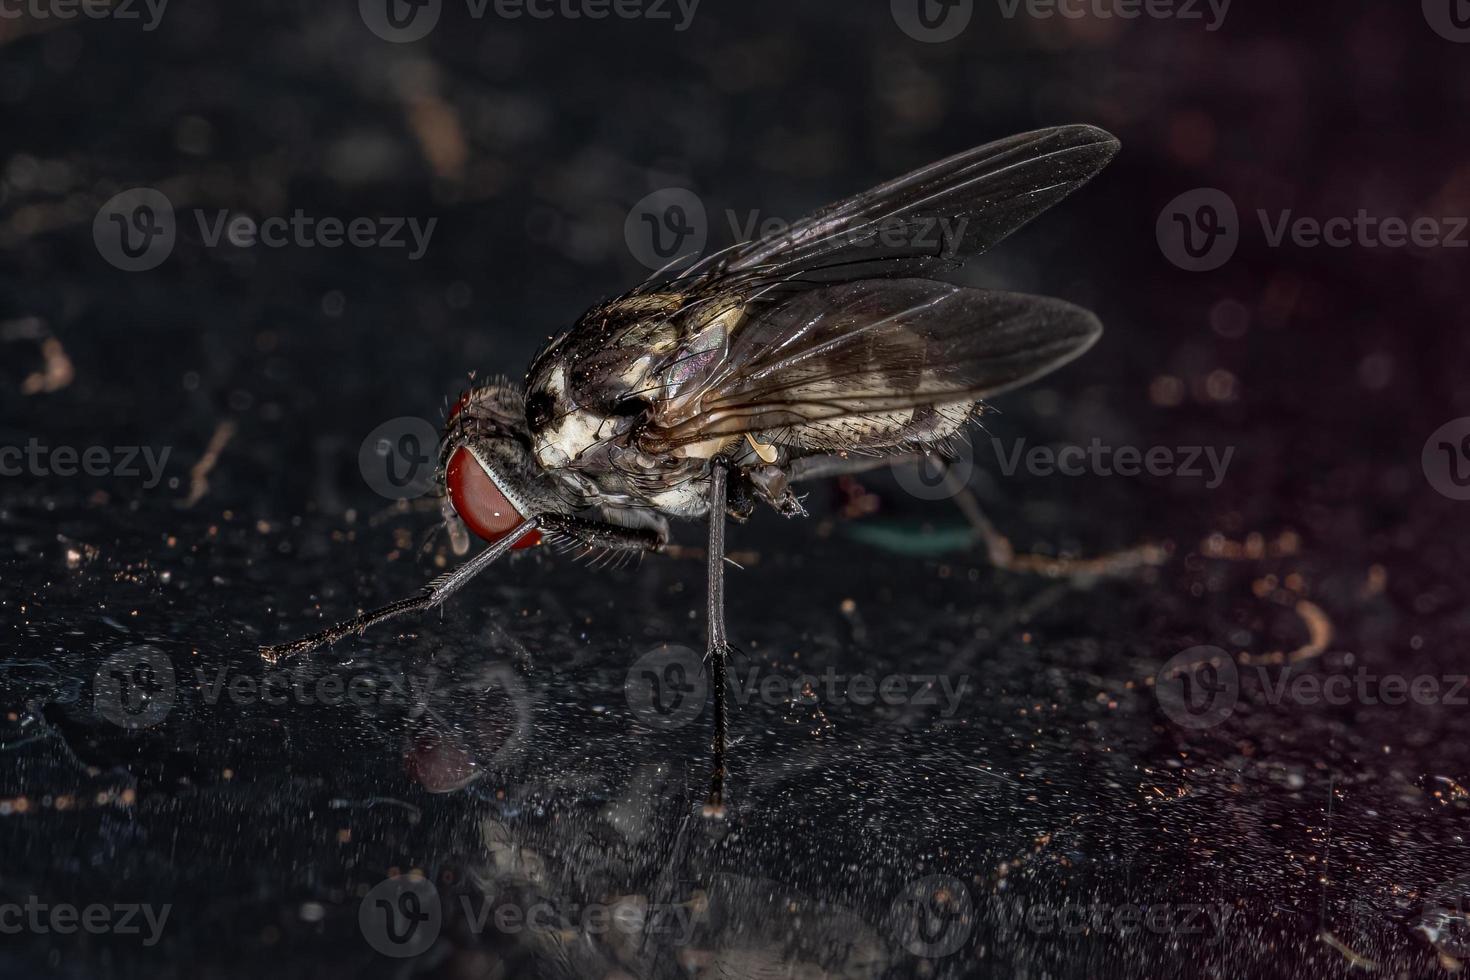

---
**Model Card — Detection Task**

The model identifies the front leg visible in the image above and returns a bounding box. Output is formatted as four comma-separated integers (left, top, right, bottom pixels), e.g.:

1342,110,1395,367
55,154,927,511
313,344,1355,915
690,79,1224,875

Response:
261,517,540,663
537,513,666,554
261,514,664,664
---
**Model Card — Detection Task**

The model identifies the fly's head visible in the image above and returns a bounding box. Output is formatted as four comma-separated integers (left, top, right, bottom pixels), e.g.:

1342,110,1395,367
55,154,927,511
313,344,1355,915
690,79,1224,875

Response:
440,382,572,553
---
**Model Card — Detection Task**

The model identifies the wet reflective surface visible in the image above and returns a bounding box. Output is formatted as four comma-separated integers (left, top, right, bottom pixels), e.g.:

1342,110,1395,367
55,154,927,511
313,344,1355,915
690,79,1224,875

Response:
5,486,1469,977
3,2,1470,977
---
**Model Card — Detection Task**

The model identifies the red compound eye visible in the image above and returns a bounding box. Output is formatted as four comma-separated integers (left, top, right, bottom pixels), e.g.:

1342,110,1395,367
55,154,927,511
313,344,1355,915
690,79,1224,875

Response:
447,390,472,423
444,447,541,549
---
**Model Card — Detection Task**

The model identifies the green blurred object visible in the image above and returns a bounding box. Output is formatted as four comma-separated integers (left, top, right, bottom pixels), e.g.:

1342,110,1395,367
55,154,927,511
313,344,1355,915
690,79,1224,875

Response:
844,522,978,556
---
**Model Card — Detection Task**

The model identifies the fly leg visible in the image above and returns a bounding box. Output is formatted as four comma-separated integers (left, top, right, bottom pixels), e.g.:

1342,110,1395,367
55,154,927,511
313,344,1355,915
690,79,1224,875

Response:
927,454,1167,578
791,451,1166,578
261,515,664,663
703,462,731,819
261,517,541,664
537,513,667,555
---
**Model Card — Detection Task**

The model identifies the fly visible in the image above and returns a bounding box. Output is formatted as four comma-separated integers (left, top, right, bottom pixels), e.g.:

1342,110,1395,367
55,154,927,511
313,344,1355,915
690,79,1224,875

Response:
262,124,1123,817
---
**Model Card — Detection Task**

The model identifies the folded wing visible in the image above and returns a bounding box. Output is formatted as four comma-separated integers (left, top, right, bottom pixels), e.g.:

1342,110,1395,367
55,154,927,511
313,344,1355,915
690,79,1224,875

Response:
642,278,1102,454
649,124,1119,291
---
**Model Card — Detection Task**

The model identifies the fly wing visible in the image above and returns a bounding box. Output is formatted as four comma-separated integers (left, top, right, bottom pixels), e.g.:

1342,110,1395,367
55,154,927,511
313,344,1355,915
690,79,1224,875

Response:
651,125,1119,290
641,278,1101,454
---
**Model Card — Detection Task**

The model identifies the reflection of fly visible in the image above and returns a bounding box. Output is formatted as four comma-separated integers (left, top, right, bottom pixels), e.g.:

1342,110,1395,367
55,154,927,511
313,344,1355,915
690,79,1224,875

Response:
263,125,1122,816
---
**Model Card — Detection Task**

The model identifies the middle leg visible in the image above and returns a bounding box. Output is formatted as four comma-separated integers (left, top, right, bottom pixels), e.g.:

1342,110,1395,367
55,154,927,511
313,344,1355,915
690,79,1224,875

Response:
703,462,731,818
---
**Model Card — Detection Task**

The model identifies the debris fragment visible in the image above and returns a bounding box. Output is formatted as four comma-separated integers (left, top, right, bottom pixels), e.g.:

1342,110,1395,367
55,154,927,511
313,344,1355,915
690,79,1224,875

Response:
1319,929,1377,970
181,420,238,508
21,337,74,394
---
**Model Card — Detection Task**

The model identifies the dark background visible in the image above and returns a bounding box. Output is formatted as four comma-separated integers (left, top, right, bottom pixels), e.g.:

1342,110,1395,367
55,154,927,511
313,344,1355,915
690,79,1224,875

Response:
2,1,1469,977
